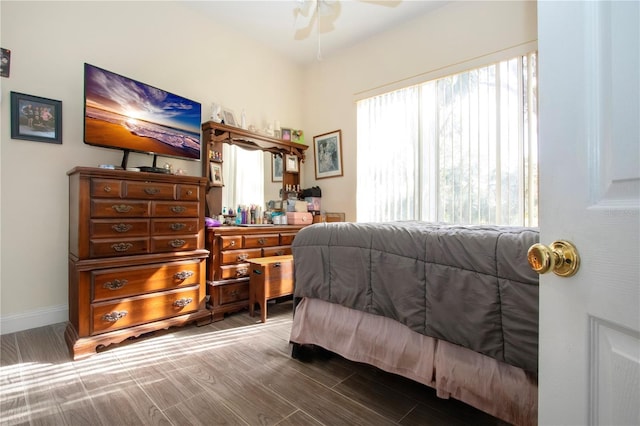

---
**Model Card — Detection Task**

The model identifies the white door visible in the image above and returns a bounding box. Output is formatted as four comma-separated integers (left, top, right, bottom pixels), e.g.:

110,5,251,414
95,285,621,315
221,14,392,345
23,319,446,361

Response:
538,2,640,425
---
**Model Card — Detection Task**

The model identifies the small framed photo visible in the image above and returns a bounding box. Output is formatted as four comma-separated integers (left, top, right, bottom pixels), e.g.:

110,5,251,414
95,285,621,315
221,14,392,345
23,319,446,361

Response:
285,154,299,173
313,129,343,179
281,128,292,141
1,48,10,78
222,109,237,127
11,92,62,144
209,162,223,186
272,154,283,182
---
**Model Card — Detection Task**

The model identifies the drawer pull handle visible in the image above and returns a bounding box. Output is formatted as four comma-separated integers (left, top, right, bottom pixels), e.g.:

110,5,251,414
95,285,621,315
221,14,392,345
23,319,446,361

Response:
103,185,112,193
170,206,187,213
273,262,282,268
174,271,194,280
258,238,266,245
111,242,133,252
186,190,193,196
230,290,239,297
236,268,248,277
102,311,127,322
112,223,133,233
229,241,236,247
237,254,249,262
275,250,285,256
144,187,160,195
103,279,128,290
170,239,186,248
170,223,186,231
173,297,193,308
112,204,134,213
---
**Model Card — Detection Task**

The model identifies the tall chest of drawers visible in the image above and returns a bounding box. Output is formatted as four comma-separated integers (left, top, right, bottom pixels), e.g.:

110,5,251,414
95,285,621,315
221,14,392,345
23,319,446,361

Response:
66,167,211,359
206,225,305,321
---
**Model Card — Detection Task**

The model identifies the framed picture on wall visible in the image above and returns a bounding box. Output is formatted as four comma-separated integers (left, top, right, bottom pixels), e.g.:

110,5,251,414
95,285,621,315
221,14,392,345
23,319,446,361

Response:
313,129,343,179
272,154,283,182
10,92,62,144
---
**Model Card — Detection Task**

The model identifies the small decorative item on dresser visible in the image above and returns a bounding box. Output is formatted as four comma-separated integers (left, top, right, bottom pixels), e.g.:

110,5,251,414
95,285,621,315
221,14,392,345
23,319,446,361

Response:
285,154,299,173
10,92,62,144
210,163,223,186
222,108,237,127
281,128,292,141
1,47,10,78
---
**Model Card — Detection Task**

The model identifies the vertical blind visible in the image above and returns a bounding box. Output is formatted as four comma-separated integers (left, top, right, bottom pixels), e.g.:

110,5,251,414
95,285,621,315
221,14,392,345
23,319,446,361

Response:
357,52,538,226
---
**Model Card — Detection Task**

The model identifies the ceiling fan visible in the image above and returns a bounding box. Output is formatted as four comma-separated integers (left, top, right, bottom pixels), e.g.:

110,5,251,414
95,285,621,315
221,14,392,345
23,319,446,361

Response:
293,0,400,59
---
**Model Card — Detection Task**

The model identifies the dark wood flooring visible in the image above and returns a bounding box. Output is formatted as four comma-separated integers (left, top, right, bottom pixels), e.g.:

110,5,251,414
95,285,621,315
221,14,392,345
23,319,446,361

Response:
0,300,509,425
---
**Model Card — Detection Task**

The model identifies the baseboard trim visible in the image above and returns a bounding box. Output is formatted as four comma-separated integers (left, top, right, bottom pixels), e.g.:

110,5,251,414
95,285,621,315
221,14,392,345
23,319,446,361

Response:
0,305,68,335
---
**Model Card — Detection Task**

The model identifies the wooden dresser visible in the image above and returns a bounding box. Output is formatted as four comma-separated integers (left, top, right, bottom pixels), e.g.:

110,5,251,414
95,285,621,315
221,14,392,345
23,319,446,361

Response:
66,167,211,359
205,225,305,321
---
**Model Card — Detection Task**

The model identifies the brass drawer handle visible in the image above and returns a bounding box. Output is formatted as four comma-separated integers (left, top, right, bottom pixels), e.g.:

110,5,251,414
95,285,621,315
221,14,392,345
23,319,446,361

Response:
170,239,186,248
144,187,160,195
170,223,186,231
236,268,248,277
111,242,133,252
103,185,112,193
170,206,187,213
186,190,193,196
258,238,266,245
102,311,127,322
112,223,133,233
237,254,249,262
275,250,285,256
174,271,194,280
173,297,193,308
103,279,128,290
229,290,239,297
229,241,236,247
112,204,134,213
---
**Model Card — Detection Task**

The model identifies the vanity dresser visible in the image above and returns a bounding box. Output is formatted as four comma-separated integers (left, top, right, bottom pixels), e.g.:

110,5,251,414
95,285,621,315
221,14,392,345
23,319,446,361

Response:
66,167,211,359
201,121,309,320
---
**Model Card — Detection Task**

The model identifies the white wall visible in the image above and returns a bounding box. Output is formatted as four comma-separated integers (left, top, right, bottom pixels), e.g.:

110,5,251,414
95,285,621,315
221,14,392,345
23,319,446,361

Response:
300,1,538,221
0,1,304,332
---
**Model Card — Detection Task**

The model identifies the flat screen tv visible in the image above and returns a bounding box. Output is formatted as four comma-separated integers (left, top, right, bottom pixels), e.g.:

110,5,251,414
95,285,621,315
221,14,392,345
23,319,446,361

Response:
83,63,202,171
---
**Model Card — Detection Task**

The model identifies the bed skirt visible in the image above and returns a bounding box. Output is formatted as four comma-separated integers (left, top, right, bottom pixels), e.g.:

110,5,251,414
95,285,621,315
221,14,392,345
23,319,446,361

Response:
290,297,538,426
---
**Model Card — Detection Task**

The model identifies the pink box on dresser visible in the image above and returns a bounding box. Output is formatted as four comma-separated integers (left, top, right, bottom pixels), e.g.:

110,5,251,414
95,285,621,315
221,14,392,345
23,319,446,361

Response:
286,212,313,225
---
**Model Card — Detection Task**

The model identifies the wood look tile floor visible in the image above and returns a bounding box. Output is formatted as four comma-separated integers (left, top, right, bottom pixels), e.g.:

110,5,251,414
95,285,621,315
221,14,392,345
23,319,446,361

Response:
0,300,509,425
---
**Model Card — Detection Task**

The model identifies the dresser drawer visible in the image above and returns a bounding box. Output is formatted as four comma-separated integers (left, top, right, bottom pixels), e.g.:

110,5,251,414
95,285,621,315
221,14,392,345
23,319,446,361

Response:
91,179,123,198
220,236,242,250
90,238,149,257
125,181,175,200
151,218,199,235
218,282,249,305
220,263,250,280
262,246,291,257
244,234,280,248
177,184,199,201
220,248,262,265
151,201,199,217
92,260,202,302
92,200,150,218
91,287,200,334
90,219,149,238
151,235,199,253
280,233,297,245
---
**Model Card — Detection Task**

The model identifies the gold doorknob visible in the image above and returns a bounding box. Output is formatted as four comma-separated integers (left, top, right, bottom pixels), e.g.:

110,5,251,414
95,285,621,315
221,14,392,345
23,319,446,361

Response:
527,240,580,277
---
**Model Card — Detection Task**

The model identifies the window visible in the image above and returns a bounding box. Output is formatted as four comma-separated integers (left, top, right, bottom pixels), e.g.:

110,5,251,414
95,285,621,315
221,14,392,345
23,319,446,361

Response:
357,52,538,227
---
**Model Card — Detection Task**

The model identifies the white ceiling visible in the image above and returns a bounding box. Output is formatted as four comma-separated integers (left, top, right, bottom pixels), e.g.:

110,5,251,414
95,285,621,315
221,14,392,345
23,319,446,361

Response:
182,0,447,64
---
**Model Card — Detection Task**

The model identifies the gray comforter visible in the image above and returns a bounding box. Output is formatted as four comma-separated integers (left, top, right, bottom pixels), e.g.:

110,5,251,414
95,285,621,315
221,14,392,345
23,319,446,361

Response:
292,221,539,373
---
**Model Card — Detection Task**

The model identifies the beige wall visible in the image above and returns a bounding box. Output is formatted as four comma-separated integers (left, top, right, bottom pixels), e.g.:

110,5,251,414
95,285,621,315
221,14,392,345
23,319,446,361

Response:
300,0,537,221
0,1,537,332
0,1,304,331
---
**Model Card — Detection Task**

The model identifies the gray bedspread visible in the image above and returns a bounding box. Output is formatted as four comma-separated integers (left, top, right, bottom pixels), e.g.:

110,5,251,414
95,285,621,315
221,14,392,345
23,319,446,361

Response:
292,221,539,373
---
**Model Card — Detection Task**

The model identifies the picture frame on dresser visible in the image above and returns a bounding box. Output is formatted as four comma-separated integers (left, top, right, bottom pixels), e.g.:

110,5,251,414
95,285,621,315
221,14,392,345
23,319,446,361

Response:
285,154,298,173
210,163,223,186
10,91,62,144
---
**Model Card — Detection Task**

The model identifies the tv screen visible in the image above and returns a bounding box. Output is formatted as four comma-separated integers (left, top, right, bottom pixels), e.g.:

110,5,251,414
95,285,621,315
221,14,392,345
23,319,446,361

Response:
83,63,202,168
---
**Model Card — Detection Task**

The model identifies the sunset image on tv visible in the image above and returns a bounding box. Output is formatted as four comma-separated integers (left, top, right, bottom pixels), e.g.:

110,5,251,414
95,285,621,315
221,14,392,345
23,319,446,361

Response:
84,63,201,160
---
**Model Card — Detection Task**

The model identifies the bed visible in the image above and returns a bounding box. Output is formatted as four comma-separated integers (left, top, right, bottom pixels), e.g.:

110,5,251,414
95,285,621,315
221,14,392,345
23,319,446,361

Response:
289,221,539,426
